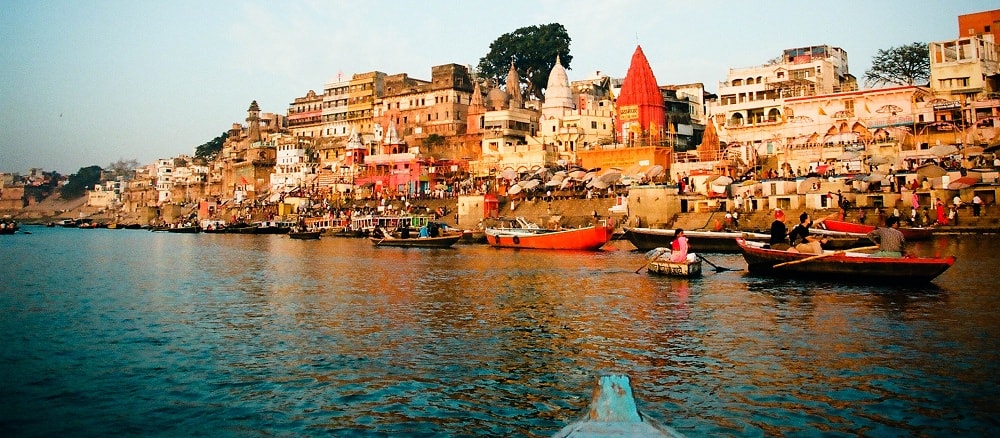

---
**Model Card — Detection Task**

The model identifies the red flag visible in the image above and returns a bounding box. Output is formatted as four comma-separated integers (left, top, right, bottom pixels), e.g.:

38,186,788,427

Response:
240,176,249,185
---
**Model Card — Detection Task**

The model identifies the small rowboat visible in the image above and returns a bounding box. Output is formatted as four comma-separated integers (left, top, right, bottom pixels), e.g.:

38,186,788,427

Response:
370,232,462,248
736,238,955,283
643,248,702,277
822,219,933,241
648,258,702,277
288,230,321,240
553,374,684,437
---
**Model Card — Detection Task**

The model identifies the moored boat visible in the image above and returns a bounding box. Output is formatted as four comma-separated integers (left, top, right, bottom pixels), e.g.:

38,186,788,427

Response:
288,229,321,240
736,238,955,283
0,220,19,234
821,219,933,241
370,231,462,248
485,219,614,250
166,224,200,233
624,227,769,252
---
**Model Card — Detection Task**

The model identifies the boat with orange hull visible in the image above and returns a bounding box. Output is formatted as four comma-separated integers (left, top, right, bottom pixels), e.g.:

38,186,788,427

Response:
736,238,954,283
484,220,614,251
821,219,933,241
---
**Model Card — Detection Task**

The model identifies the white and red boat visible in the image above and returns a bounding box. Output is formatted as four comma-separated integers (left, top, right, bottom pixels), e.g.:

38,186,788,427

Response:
484,217,614,250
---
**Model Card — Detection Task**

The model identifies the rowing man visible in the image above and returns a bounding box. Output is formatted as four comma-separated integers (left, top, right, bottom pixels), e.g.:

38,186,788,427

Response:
867,216,906,258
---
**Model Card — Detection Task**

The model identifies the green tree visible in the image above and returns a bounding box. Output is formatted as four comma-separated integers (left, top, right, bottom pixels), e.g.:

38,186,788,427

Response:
424,134,445,148
478,23,573,101
195,131,229,160
60,165,103,200
863,42,930,87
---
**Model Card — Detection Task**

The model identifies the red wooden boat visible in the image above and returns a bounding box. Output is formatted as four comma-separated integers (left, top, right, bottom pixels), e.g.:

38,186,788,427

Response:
736,238,955,283
484,221,614,250
821,219,933,241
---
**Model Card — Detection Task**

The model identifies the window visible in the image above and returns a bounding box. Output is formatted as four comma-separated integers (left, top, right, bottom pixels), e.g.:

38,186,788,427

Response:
591,121,598,129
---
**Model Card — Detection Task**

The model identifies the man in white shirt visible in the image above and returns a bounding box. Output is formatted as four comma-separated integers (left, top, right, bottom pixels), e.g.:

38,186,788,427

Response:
972,194,983,217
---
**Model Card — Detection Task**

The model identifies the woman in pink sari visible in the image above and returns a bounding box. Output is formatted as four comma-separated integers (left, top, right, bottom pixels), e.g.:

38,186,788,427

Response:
669,229,689,262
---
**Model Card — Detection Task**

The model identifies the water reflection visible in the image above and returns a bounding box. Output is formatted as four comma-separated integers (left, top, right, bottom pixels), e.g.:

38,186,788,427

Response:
0,228,997,436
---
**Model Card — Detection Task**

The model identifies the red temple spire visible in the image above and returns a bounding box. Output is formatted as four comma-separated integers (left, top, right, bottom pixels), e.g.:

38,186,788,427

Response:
615,45,665,144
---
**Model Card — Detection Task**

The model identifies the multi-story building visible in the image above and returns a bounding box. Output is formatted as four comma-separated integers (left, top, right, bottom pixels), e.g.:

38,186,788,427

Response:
374,63,475,158
271,136,318,192
928,34,999,136
347,71,387,139
711,45,856,136
287,90,324,139
322,74,351,138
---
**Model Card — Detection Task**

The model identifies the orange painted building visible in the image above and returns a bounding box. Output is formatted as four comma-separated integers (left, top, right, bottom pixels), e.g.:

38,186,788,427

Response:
958,9,1000,40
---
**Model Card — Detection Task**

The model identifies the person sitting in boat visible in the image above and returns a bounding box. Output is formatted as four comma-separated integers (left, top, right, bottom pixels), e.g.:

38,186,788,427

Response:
768,208,790,250
867,216,906,258
788,212,828,254
669,229,690,263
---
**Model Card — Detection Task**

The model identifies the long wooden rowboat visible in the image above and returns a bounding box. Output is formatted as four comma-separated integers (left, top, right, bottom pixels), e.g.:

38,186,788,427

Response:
485,223,613,250
821,219,934,241
736,238,955,283
624,227,769,252
370,233,462,248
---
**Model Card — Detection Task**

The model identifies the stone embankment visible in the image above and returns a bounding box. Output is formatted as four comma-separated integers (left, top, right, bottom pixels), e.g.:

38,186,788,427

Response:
9,192,1000,235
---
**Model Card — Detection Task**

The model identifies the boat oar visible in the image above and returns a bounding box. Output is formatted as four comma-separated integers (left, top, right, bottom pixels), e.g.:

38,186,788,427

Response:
772,245,878,268
696,254,740,272
635,247,668,273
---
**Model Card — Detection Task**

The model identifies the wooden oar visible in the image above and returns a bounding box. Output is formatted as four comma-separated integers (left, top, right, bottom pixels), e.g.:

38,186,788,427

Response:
696,254,740,272
772,245,879,269
635,248,669,273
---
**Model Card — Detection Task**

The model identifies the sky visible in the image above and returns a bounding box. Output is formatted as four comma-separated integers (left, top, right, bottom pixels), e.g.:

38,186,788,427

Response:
1,0,996,175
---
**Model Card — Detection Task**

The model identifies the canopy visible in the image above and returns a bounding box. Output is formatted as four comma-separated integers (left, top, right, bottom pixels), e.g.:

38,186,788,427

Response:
507,184,522,195
709,175,733,186
962,145,985,156
947,176,979,190
929,144,959,157
916,164,948,178
599,170,622,184
798,177,821,192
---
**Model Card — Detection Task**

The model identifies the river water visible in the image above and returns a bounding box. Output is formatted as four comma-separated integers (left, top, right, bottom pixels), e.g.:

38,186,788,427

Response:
1,226,997,437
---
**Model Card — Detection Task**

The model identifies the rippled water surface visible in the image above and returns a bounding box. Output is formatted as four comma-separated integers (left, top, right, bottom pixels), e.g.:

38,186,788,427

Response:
1,227,998,436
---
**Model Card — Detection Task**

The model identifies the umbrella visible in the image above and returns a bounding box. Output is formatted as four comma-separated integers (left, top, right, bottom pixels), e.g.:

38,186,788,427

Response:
549,174,565,183
590,179,609,189
645,165,665,178
581,171,596,182
929,144,959,157
568,170,586,179
867,155,892,165
837,151,861,161
710,176,733,186
798,177,821,192
554,170,568,177
963,145,985,156
947,176,979,190
599,170,622,184
500,169,517,180
916,164,948,178
545,180,561,187
506,184,522,195
522,179,540,190
867,171,886,182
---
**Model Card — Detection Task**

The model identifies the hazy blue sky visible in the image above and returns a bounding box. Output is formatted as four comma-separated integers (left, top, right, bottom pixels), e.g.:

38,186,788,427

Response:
1,0,995,174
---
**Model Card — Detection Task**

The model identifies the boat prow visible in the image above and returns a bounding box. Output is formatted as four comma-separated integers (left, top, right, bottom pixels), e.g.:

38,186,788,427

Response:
553,374,684,437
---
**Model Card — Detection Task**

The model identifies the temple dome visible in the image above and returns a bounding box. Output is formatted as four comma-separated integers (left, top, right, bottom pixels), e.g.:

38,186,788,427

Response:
543,55,574,113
